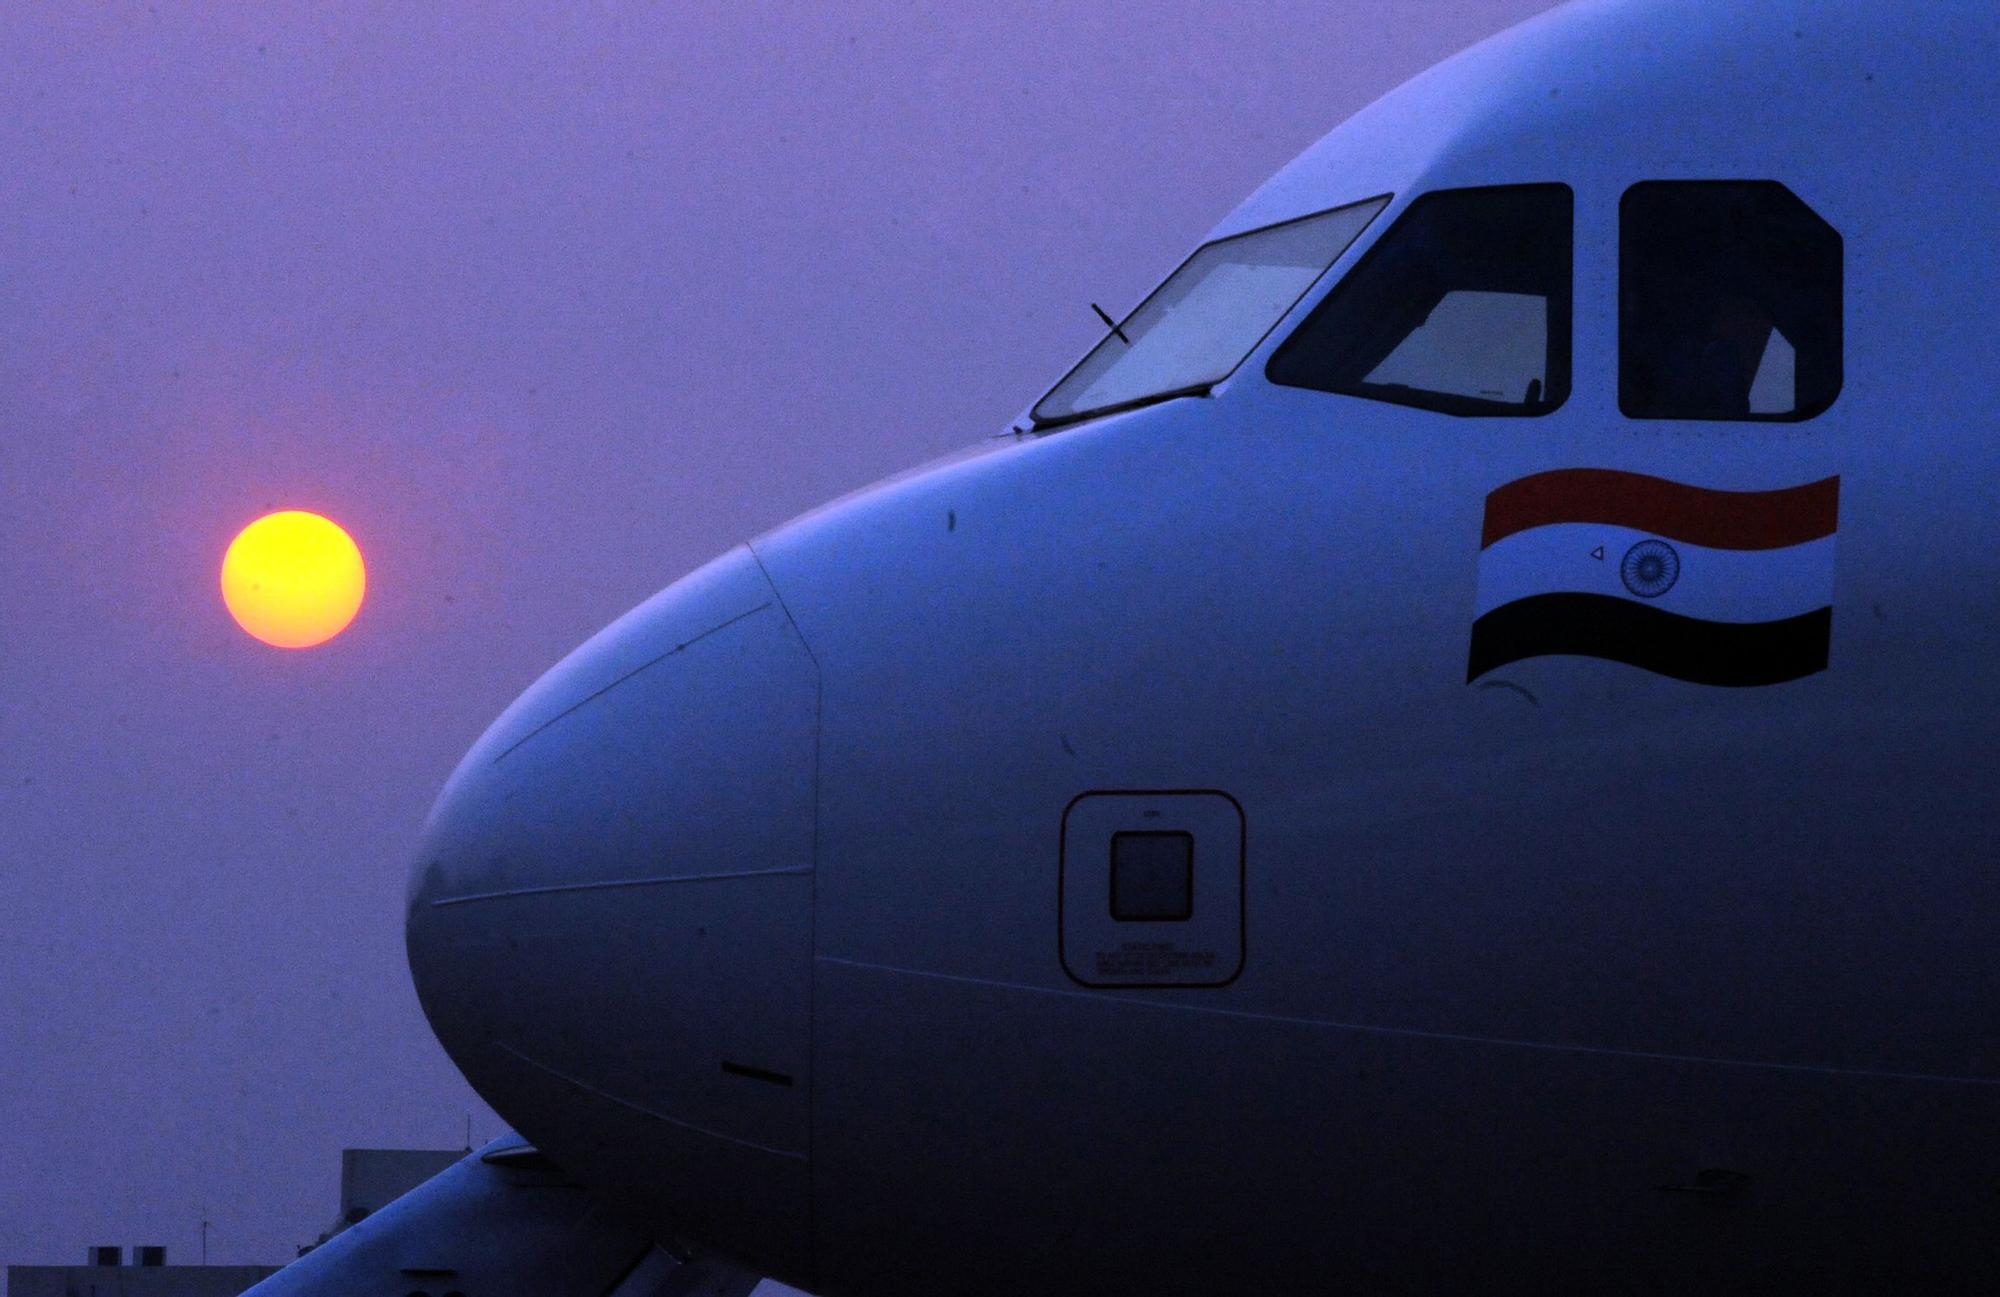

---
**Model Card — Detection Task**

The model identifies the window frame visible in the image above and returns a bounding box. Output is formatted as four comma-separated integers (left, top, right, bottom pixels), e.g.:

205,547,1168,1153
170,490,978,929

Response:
1029,194,1393,430
1263,182,1575,418
1617,179,1844,423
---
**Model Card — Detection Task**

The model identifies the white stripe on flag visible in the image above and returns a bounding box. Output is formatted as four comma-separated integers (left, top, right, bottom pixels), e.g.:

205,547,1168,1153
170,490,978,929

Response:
1475,524,1836,623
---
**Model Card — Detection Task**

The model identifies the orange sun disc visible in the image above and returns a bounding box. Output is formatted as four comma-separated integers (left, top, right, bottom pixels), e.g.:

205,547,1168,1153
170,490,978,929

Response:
220,511,366,649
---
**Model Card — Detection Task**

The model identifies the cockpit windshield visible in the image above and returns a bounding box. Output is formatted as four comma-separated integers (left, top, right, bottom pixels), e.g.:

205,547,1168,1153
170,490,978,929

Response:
1031,196,1389,427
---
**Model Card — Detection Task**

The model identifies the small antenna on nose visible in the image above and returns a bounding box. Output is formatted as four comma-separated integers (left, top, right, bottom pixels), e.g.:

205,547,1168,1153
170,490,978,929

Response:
1090,302,1130,344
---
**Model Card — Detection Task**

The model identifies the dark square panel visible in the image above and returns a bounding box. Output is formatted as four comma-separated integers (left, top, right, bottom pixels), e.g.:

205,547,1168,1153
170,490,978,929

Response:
1110,831,1194,922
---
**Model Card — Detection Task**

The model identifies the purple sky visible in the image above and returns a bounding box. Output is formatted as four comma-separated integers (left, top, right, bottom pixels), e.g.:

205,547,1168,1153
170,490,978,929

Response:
1,0,1560,1269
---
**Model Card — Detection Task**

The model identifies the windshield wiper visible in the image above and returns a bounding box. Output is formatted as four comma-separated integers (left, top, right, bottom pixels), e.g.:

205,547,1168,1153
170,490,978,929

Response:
1027,383,1212,432
1089,302,1131,345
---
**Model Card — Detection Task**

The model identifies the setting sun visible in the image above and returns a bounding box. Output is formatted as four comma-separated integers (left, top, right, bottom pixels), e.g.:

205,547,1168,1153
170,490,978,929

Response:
220,511,366,649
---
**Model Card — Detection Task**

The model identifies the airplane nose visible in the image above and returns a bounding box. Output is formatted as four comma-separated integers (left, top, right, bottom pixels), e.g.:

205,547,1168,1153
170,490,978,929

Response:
406,546,818,1281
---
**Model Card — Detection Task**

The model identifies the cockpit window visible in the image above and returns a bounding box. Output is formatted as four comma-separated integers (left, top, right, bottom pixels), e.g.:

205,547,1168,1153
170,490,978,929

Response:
1030,196,1390,427
1619,181,1841,420
1266,184,1573,416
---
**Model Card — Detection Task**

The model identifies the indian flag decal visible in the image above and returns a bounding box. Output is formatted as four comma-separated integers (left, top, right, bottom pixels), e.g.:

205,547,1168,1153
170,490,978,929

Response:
1468,469,1839,686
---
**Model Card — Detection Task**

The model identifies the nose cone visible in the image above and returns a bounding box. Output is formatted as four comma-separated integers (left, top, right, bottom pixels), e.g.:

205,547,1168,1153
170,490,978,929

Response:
407,546,818,1281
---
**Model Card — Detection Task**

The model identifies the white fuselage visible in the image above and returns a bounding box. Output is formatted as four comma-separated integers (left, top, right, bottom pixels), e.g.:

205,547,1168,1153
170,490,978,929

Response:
407,3,2000,1292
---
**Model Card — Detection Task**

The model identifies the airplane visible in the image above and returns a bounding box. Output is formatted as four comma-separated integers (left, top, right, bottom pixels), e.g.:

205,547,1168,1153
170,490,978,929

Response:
252,0,2000,1292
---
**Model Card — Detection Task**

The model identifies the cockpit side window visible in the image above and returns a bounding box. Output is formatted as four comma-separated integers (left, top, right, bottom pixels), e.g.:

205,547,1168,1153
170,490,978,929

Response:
1619,181,1841,421
1265,184,1573,416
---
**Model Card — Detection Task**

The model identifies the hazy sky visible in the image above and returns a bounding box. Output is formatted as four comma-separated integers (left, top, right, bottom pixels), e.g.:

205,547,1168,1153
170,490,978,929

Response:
1,0,1560,1271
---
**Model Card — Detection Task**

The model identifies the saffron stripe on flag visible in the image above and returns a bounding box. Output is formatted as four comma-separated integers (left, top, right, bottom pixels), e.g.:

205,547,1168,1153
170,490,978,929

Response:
1467,593,1832,686
1481,470,1839,551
